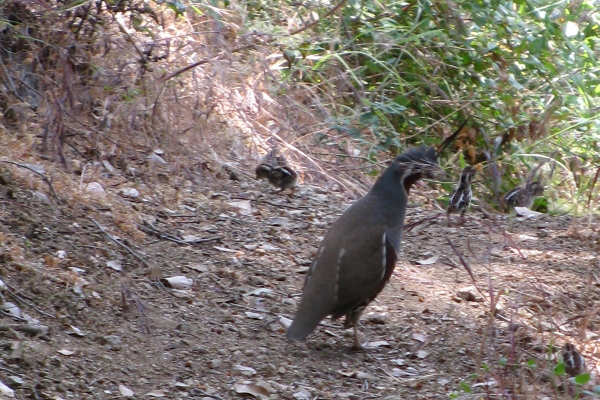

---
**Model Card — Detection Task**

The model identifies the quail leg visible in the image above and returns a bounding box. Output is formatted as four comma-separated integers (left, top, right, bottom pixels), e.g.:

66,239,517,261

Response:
459,208,467,225
345,309,365,350
352,323,362,350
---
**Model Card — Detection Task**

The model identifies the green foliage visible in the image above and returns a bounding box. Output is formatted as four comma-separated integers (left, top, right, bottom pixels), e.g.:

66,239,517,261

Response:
554,362,566,376
240,0,600,211
574,373,591,385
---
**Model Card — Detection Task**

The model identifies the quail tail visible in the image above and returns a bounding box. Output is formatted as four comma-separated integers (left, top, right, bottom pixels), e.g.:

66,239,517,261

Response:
286,310,326,341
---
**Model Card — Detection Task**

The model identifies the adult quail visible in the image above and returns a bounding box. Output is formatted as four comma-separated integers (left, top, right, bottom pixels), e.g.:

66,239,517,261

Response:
255,149,298,195
561,343,586,377
504,180,544,210
447,166,476,225
286,145,447,349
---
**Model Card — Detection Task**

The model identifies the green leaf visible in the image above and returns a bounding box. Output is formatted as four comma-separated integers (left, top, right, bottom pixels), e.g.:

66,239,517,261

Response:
554,362,566,376
529,36,546,55
574,373,591,385
459,381,472,393
393,95,410,106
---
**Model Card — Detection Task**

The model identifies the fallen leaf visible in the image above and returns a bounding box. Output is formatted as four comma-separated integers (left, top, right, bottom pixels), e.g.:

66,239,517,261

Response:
66,325,85,337
57,349,76,356
234,365,257,376
106,260,123,272
416,350,428,359
145,390,166,397
213,246,237,253
338,370,374,379
363,340,390,348
514,207,542,218
415,255,439,265
412,332,426,342
227,200,252,214
0,380,15,398
234,382,270,399
245,312,264,320
278,316,292,329
118,384,134,397
243,288,273,297
160,276,193,289
517,234,538,242
269,217,290,226
355,371,375,379
2,302,21,318
260,243,279,252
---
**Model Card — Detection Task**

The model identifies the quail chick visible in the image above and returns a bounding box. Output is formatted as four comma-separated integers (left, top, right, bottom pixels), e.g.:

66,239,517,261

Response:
255,149,298,196
255,163,298,195
504,180,544,210
562,343,586,377
447,166,476,225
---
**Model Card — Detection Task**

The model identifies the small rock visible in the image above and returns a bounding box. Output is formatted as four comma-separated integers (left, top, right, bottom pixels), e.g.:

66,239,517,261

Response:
32,190,50,203
209,359,223,369
537,229,549,238
456,286,484,302
85,182,104,195
148,152,167,165
119,187,140,199
103,335,122,351
293,388,311,400
367,314,386,324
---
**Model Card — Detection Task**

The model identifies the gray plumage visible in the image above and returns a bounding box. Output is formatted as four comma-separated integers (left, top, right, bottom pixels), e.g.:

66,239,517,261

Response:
286,145,441,348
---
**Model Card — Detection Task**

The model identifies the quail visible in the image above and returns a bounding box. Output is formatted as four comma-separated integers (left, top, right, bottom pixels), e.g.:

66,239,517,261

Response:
255,149,298,196
285,118,468,349
561,343,586,377
285,123,468,348
504,180,544,210
447,166,476,225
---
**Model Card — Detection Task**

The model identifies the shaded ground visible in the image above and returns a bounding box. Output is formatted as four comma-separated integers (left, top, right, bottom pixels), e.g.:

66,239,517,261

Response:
0,167,599,400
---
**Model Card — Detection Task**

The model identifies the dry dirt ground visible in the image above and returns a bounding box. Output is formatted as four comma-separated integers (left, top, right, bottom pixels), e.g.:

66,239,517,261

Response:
1,166,599,400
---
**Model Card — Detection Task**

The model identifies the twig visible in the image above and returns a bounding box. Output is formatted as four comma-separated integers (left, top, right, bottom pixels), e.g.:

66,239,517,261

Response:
229,196,310,209
445,235,488,302
0,160,59,201
224,302,277,316
89,218,151,269
137,222,222,245
403,212,443,233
